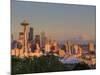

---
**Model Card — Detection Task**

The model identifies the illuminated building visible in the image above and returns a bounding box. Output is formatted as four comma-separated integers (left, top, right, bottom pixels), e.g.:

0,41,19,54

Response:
18,32,24,47
35,35,40,46
77,47,82,57
52,41,59,53
65,40,71,55
29,43,42,57
45,40,51,54
59,49,65,57
11,33,18,49
11,49,16,56
28,27,34,42
41,31,46,48
36,43,40,50
88,42,95,53
19,49,24,58
15,48,20,57
17,32,24,57
30,49,43,57
73,42,79,54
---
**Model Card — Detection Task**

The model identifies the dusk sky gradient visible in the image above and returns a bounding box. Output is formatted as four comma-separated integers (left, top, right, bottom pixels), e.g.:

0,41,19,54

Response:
11,0,96,43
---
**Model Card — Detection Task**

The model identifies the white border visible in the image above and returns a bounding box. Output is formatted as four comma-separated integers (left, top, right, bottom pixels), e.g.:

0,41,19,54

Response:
0,0,10,75
19,0,96,5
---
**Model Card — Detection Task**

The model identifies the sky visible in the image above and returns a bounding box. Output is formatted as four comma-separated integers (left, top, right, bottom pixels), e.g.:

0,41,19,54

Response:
11,0,96,43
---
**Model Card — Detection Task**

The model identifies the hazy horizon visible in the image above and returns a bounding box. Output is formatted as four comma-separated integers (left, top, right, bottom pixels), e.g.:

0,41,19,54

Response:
11,0,96,44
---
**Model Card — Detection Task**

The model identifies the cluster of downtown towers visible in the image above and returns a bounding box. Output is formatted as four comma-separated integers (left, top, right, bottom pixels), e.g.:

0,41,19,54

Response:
11,20,95,58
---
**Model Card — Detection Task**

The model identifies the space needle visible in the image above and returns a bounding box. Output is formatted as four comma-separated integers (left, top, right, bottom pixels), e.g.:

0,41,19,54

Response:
21,20,29,53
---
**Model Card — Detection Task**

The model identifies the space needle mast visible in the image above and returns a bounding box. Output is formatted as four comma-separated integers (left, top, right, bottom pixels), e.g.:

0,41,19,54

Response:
21,20,29,53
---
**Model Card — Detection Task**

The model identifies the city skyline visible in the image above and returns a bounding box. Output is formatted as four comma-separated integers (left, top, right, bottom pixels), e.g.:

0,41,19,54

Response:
11,1,96,74
11,0,96,43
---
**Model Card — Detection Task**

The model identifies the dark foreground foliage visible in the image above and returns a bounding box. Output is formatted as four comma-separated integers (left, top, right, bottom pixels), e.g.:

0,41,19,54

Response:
11,55,93,75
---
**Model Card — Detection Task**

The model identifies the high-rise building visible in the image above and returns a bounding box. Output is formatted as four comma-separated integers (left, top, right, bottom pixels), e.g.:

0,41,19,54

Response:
18,32,24,48
88,42,95,53
19,32,24,40
45,41,51,54
65,40,71,54
35,35,40,46
41,31,46,48
11,33,18,49
73,42,79,54
28,27,34,42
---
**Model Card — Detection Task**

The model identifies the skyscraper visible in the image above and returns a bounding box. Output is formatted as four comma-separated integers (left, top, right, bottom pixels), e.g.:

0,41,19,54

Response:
19,32,24,39
73,41,79,54
18,32,24,48
88,42,95,53
28,27,34,42
41,31,46,48
65,40,71,55
35,35,40,46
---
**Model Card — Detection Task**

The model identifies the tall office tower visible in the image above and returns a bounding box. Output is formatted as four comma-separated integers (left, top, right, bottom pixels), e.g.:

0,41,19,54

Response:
11,33,18,49
19,32,24,39
52,41,59,53
18,32,24,47
73,41,79,54
88,42,95,53
45,40,51,54
48,36,52,45
41,31,46,48
35,35,40,46
65,40,71,55
18,32,25,58
28,27,34,42
78,47,82,57
20,20,29,53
